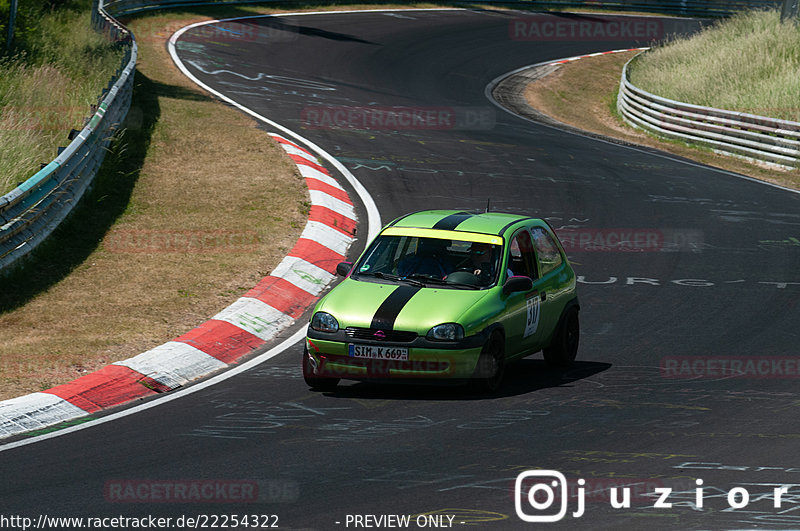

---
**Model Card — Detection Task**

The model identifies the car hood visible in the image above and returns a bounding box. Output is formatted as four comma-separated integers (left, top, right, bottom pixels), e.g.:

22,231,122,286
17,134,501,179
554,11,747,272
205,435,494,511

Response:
315,278,492,334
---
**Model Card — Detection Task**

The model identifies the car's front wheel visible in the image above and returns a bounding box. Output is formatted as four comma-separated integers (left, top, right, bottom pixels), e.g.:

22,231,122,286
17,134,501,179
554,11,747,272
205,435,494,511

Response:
470,330,505,393
302,344,339,391
543,306,579,367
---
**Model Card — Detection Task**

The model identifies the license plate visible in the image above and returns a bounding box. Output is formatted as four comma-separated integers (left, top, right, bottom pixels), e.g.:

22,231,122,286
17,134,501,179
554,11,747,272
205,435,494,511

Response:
348,344,409,360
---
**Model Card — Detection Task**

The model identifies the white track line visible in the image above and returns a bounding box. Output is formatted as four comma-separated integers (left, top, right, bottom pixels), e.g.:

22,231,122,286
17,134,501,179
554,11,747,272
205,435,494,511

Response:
485,53,800,196
168,12,385,238
0,8,400,451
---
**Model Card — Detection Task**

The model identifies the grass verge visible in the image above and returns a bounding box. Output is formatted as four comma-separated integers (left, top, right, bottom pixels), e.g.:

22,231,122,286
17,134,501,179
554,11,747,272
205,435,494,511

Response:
0,1,124,194
0,2,457,401
524,51,800,190
0,10,309,400
629,9,800,122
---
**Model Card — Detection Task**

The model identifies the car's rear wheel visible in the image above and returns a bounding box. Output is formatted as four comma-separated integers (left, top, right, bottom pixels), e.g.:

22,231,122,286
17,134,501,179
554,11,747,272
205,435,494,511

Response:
543,306,579,367
470,330,505,393
302,344,339,391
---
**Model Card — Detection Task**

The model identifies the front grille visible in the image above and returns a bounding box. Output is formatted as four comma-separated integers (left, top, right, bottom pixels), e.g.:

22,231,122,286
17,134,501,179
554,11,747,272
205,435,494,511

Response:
345,327,418,343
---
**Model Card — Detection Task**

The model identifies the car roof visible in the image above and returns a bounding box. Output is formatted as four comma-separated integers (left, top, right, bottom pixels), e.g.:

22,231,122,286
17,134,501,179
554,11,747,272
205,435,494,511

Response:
386,210,543,238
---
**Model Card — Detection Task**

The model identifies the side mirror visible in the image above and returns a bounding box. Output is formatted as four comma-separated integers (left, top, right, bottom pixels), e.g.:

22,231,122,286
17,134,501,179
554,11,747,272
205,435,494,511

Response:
336,262,353,277
502,275,532,296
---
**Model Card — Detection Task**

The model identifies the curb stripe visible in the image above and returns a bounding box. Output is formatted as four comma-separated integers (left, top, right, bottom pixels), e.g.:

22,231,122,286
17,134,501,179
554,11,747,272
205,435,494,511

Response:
290,154,329,174
309,205,357,237
549,47,649,65
243,276,317,318
298,220,352,257
174,319,266,364
307,179,352,204
289,238,345,274
114,342,228,390
213,297,295,342
0,129,357,441
0,393,87,438
45,365,157,413
270,134,313,153
271,255,336,296
309,190,356,221
285,146,320,164
297,164,343,189
0,8,390,445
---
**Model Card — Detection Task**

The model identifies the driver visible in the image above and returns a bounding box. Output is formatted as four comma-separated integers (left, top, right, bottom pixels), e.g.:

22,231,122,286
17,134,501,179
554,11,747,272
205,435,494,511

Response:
466,242,495,278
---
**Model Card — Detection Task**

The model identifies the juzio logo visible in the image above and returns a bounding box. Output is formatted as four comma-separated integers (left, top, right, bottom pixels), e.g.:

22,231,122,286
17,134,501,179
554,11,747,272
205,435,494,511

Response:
515,470,572,522
515,470,797,523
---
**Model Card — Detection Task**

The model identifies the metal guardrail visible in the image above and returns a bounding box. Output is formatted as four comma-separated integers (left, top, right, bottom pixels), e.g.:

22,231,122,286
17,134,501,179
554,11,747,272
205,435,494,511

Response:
0,1,137,271
493,0,782,17
617,54,800,168
102,0,784,18
102,0,275,17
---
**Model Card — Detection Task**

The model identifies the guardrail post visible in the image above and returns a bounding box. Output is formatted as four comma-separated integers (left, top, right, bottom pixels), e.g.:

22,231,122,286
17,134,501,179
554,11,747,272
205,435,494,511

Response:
6,0,18,50
781,0,799,24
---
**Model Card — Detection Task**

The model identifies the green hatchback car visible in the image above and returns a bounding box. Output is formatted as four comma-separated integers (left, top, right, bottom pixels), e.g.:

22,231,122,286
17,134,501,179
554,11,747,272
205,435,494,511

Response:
303,210,579,392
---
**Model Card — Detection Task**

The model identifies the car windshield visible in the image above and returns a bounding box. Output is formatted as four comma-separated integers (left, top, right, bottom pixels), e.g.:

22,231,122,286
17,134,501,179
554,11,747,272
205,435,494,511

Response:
352,234,501,288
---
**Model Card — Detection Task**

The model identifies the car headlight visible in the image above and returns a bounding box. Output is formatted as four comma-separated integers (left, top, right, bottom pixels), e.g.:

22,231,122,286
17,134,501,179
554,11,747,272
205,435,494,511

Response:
311,312,339,333
427,323,464,341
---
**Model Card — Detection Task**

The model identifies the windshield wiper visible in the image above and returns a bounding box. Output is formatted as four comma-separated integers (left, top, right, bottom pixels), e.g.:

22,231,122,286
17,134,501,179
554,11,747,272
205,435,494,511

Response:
358,271,425,287
405,274,480,290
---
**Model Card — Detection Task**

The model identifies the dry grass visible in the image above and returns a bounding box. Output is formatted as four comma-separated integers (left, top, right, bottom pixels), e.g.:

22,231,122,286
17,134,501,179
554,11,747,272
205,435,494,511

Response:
0,13,308,400
0,3,471,400
524,51,800,190
0,9,124,194
629,10,800,122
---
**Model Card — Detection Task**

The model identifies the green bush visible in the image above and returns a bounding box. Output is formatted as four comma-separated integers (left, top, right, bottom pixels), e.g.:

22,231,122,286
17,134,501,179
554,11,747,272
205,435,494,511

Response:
2,0,86,55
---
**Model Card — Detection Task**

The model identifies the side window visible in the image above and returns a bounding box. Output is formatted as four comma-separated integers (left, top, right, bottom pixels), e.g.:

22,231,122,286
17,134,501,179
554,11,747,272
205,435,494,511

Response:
507,230,537,279
531,227,563,276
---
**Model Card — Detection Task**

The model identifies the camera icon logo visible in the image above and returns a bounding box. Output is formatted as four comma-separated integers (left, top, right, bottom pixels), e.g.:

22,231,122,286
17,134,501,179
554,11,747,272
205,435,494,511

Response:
515,470,568,522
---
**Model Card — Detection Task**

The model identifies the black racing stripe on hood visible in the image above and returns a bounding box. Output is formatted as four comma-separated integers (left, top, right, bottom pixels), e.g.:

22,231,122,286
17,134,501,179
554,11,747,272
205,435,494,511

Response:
370,286,421,330
432,212,473,230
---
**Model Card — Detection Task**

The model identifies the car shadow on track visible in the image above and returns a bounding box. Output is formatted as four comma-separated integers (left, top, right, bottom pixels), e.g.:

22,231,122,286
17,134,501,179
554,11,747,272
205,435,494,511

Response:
319,359,612,401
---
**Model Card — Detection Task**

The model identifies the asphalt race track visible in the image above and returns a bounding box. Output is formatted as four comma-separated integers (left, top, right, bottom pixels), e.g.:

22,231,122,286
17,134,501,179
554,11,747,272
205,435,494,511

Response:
2,9,799,530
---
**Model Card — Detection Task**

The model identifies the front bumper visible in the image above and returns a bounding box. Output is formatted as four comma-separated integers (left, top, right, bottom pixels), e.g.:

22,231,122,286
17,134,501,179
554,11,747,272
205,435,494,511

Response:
304,331,485,380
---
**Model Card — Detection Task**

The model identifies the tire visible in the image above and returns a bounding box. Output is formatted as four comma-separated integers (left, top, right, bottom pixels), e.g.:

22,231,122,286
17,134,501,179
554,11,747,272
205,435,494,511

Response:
302,344,339,391
470,331,505,393
543,306,579,368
